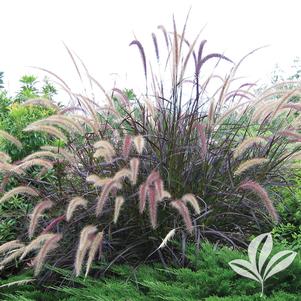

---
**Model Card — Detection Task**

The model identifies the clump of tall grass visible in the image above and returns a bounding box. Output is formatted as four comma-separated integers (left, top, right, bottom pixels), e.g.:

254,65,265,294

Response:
0,16,300,279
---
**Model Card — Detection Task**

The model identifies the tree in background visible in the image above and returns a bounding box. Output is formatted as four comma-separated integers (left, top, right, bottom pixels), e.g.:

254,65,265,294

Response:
0,74,57,160
0,72,4,89
0,74,57,245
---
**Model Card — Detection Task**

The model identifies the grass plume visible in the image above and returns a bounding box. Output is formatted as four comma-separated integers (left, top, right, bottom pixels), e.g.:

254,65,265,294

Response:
181,194,200,214
85,231,103,277
159,229,176,249
96,181,121,216
23,98,59,110
171,200,193,234
66,197,88,222
20,233,57,260
75,225,97,276
233,137,267,159
0,240,24,255
122,135,132,159
238,180,279,223
130,158,140,185
133,135,145,155
24,125,68,143
86,174,111,187
113,196,125,224
34,234,62,276
0,129,22,149
0,151,11,163
0,186,39,205
0,247,25,269
29,200,54,239
234,158,268,176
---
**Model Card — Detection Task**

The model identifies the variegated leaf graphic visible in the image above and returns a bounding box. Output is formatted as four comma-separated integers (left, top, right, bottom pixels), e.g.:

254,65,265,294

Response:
258,233,273,273
248,233,271,270
263,250,297,280
229,232,296,297
229,259,261,283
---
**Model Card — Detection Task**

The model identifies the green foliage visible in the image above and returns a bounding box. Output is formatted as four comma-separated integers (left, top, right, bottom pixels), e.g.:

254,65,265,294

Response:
0,74,57,245
0,75,57,160
205,292,299,300
15,75,57,103
0,72,4,89
51,242,301,299
1,242,300,300
272,169,301,250
0,196,31,244
0,103,55,160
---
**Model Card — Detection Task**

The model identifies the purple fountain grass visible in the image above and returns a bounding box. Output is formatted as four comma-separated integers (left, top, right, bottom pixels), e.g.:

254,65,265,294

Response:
85,231,104,277
96,180,122,217
42,215,66,234
0,240,25,255
113,196,125,224
171,200,193,234
148,186,158,229
195,123,207,159
133,135,145,155
0,129,22,149
75,225,97,276
130,158,140,185
29,200,54,239
34,234,62,276
278,130,301,142
154,178,164,200
0,16,299,278
129,39,148,91
181,193,200,215
139,183,148,214
0,186,39,205
238,180,279,223
122,135,132,159
66,197,88,222
146,170,160,185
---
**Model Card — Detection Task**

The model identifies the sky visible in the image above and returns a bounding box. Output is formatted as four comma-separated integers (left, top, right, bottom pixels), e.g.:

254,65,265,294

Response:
1,0,301,98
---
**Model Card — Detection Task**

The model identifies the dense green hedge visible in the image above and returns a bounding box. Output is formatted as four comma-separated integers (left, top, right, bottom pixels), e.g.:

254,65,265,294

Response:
1,242,300,300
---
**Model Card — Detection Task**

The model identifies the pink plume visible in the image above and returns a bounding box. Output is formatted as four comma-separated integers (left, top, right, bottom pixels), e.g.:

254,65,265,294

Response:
171,200,193,234
154,178,164,200
148,186,158,229
42,215,65,234
139,183,148,213
146,170,160,185
96,181,116,216
130,158,140,185
238,180,279,222
122,135,132,159
195,123,207,159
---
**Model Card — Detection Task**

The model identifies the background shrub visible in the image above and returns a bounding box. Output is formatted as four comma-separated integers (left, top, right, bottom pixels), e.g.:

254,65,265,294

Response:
0,74,57,160
0,74,57,246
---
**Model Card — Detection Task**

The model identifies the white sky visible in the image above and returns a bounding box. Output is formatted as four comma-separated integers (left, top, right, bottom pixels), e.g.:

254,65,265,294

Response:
1,0,301,98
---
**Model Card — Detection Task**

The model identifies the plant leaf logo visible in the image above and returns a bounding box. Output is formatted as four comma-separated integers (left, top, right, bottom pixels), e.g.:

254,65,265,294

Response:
229,232,296,297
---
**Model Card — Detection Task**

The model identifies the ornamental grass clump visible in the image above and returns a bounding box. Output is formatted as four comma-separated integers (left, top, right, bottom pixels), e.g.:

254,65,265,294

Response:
0,16,300,279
